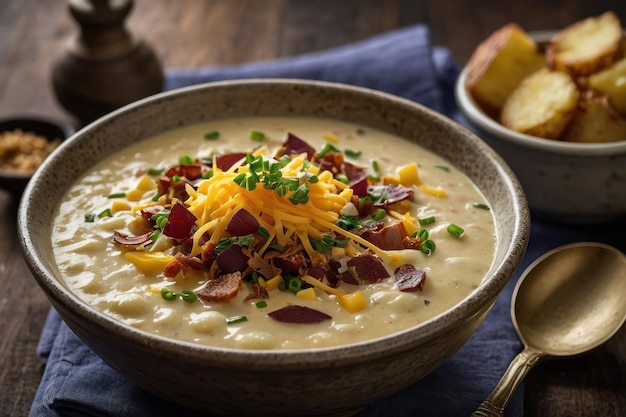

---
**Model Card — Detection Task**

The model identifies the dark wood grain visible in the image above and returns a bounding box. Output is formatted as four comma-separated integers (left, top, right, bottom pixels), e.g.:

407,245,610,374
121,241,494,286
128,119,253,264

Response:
1,1,625,416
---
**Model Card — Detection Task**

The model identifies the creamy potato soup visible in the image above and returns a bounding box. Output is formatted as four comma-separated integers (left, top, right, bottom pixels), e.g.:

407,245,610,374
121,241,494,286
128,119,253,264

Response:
53,117,496,350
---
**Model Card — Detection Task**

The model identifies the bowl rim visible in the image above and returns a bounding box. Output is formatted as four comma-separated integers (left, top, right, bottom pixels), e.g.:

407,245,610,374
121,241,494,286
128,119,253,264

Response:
18,78,530,367
455,68,626,157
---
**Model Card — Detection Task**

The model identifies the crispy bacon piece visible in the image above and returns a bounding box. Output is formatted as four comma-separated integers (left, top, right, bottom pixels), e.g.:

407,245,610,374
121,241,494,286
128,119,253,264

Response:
113,230,152,248
226,208,259,236
367,184,414,207
163,202,197,240
215,152,246,171
196,272,243,302
283,133,316,160
394,264,426,292
165,164,203,181
317,152,369,196
346,251,390,283
156,176,191,202
247,252,280,280
361,222,408,250
139,205,164,221
163,252,204,278
268,305,332,323
244,283,269,301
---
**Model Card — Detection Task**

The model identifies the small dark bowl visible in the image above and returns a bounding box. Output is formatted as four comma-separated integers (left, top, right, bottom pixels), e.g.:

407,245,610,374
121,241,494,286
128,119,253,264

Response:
0,116,74,195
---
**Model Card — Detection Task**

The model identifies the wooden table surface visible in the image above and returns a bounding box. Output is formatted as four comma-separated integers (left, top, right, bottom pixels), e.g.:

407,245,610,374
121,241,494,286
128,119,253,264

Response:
2,1,625,416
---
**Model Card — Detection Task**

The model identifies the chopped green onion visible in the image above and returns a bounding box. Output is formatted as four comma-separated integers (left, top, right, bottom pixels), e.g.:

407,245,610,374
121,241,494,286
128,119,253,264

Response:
202,170,214,180
473,202,490,210
287,277,302,294
435,165,451,173
316,143,340,158
344,148,362,158
160,287,176,301
172,175,181,183
226,315,248,325
337,215,361,231
335,173,349,184
203,131,220,140
372,208,386,221
255,300,267,308
147,167,164,176
268,244,284,252
149,230,161,243
447,223,465,238
107,192,126,199
97,208,112,218
180,290,197,303
151,193,160,202
178,155,194,165
419,216,435,226
250,130,266,141
420,239,436,255
372,160,381,175
257,226,270,238
84,213,95,223
414,228,429,240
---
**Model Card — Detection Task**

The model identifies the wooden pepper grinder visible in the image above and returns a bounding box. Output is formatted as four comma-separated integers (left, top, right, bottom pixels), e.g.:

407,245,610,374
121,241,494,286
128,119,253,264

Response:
52,0,164,126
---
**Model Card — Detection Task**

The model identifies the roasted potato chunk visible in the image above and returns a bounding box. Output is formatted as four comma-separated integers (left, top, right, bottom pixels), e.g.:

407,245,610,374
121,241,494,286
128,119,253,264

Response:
561,90,626,142
588,57,626,116
465,23,545,116
546,11,623,77
501,68,580,139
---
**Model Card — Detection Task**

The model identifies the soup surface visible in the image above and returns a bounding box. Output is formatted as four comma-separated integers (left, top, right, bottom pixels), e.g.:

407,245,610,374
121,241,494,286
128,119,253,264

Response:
52,117,496,350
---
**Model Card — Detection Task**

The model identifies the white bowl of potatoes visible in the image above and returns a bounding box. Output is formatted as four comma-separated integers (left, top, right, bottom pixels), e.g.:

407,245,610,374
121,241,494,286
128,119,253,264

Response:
456,11,626,223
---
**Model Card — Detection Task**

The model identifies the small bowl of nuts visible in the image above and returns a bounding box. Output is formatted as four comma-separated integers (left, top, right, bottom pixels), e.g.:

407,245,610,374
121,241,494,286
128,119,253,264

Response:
0,115,74,195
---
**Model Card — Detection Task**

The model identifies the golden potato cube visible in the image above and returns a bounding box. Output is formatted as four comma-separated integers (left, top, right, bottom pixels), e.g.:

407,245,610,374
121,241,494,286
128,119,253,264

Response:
561,90,626,143
546,11,623,77
588,57,626,116
501,68,580,139
465,23,545,115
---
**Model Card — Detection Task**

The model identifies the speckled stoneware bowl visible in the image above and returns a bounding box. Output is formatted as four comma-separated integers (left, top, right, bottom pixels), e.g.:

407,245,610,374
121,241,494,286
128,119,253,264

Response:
455,67,626,224
18,79,529,417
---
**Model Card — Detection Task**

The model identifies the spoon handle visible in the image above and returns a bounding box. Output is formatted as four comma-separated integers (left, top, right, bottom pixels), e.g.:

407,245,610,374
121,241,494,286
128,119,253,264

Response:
470,346,546,417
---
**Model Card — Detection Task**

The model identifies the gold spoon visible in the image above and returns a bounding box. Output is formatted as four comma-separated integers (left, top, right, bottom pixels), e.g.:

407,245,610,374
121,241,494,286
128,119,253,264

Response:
472,242,626,417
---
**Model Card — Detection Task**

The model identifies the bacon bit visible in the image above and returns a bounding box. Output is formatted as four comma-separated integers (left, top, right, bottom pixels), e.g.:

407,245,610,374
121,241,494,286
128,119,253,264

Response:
268,305,332,323
244,283,269,301
402,235,422,250
163,202,197,240
226,208,259,236
283,133,316,160
156,176,190,202
367,184,414,207
196,272,243,302
139,205,164,221
113,230,152,248
346,251,390,283
217,244,250,274
215,152,246,171
163,258,182,278
361,222,408,250
164,252,204,278
165,164,203,181
201,241,217,268
394,264,426,292
247,252,280,280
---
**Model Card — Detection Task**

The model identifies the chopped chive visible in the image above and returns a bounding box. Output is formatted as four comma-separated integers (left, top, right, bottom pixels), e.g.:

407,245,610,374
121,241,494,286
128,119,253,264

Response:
473,202,490,210
149,230,161,243
420,239,436,255
160,287,176,301
178,155,194,165
372,208,386,221
203,131,220,140
317,143,340,158
147,167,164,176
335,173,349,184
447,223,465,238
372,160,381,175
268,244,284,251
414,228,429,240
180,290,197,303
202,170,214,179
435,165,451,173
151,193,160,202
84,213,96,223
419,216,435,226
226,315,248,325
97,208,112,218
172,175,180,182
255,300,267,308
107,192,126,199
257,226,270,238
287,277,302,294
344,148,362,158
250,130,266,141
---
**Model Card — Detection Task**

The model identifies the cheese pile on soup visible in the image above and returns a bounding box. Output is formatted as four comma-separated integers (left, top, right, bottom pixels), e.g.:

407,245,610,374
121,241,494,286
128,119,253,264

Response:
52,117,496,350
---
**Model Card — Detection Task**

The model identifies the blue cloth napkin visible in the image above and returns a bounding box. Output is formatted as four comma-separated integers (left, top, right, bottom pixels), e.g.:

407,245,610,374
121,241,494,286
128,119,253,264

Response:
29,23,626,417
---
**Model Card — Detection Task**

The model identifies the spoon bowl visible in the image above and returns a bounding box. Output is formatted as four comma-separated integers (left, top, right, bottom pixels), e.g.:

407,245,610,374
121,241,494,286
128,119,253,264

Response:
473,242,626,417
